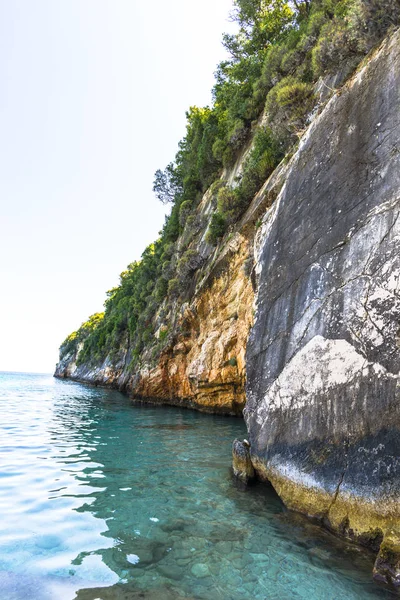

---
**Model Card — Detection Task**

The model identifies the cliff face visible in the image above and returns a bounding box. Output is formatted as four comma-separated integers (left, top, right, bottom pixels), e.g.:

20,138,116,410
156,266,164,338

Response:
126,233,255,414
55,137,286,414
56,27,400,582
246,30,400,584
55,229,257,415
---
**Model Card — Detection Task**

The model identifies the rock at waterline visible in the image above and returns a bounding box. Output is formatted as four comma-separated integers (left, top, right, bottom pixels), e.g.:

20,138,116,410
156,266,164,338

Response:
232,438,255,484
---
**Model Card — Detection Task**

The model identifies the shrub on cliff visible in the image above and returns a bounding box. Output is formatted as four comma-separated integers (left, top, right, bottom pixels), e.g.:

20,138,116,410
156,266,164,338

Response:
311,0,400,76
276,80,315,111
206,211,227,245
266,77,316,145
239,127,284,200
216,186,239,224
177,248,203,280
312,14,360,76
59,331,78,359
167,278,181,299
357,0,400,43
207,128,283,238
178,200,192,227
153,277,168,303
59,313,104,360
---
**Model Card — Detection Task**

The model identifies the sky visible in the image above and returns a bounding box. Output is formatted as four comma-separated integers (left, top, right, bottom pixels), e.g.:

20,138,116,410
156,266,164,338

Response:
0,0,236,374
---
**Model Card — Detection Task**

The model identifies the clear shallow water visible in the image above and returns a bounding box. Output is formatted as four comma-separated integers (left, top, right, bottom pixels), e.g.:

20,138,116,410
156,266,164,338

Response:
0,372,397,600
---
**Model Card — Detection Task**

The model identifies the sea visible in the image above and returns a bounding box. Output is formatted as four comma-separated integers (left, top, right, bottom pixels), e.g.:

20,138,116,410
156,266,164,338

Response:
0,371,397,599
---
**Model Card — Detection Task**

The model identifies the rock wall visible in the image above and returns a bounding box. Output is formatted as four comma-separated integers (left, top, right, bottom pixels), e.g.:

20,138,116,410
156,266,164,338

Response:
127,233,255,414
245,30,400,584
55,233,255,415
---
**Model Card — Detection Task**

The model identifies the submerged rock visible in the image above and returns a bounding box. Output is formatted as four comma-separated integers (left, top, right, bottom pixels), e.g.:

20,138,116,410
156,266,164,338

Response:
232,439,255,484
191,562,210,578
373,531,400,587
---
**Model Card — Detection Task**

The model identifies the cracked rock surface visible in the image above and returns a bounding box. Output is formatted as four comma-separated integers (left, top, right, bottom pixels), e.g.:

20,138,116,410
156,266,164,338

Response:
245,30,400,584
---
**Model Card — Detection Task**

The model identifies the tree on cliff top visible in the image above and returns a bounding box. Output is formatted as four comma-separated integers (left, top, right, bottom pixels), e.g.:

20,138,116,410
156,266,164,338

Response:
153,163,182,205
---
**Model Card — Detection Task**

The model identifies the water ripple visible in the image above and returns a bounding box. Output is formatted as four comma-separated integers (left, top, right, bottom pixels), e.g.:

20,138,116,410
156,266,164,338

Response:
0,372,397,600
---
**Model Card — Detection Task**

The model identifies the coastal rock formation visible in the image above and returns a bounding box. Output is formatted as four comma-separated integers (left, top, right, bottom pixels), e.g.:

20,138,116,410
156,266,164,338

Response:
128,234,254,414
245,30,400,585
55,22,400,583
55,233,255,415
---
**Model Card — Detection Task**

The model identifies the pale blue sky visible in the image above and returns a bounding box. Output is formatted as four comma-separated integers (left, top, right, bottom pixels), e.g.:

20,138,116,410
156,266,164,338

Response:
0,0,236,373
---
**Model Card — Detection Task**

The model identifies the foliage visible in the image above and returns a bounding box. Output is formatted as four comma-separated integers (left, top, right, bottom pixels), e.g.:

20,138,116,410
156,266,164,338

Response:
153,163,182,205
209,126,284,232
239,126,284,201
159,327,169,342
206,211,227,245
276,80,314,109
355,0,400,44
61,0,400,367
177,248,202,279
178,199,192,227
59,313,104,359
217,186,238,224
167,278,181,299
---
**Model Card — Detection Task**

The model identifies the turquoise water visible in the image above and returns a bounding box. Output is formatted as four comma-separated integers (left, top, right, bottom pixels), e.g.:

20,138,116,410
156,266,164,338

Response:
0,372,397,600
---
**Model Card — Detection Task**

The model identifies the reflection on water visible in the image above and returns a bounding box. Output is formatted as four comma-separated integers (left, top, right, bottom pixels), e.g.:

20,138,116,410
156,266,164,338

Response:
0,372,397,599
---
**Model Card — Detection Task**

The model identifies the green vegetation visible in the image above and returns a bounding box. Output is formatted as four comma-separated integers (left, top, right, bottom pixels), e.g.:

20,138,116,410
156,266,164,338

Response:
206,211,227,244
59,313,104,358
59,0,400,367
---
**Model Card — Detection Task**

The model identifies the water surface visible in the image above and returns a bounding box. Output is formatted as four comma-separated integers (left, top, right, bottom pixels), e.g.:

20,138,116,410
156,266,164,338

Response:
0,372,397,599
